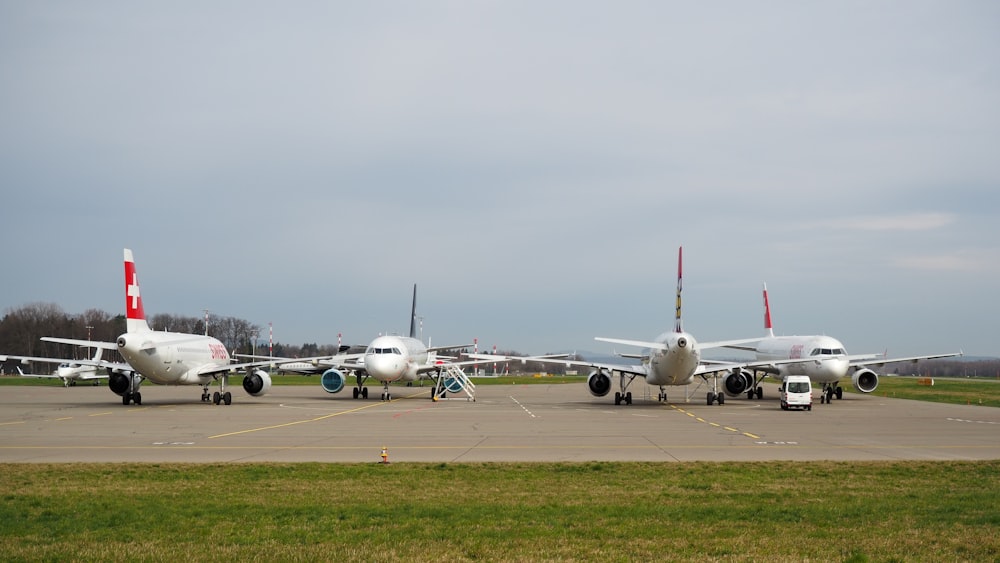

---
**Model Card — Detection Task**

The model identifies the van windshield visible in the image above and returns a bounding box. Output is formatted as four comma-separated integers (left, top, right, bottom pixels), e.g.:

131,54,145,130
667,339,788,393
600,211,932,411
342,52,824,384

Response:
787,381,810,393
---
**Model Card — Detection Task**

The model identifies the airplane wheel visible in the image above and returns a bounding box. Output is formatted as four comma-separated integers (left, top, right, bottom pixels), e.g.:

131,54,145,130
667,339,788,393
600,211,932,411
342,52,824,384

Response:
707,392,716,406
835,387,843,400
746,390,754,400
362,387,368,399
717,393,725,405
123,393,131,406
614,392,622,405
625,392,632,405
756,388,763,400
223,392,232,405
134,392,142,405
353,388,359,399
213,391,221,405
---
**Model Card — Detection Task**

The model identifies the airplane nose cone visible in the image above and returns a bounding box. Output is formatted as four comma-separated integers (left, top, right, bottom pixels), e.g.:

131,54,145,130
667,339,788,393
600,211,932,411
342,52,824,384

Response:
367,355,403,380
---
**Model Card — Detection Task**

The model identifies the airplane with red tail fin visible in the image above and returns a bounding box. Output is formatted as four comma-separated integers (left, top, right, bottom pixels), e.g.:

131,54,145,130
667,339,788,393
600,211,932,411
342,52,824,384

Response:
719,283,962,403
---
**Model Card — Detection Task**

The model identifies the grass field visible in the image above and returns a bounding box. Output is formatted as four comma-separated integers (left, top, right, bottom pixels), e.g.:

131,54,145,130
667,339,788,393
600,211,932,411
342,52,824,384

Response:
864,375,1000,407
1,461,998,561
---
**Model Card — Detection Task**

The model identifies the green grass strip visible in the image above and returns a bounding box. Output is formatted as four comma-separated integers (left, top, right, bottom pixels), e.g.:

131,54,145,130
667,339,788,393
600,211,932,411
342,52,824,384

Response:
1,461,997,561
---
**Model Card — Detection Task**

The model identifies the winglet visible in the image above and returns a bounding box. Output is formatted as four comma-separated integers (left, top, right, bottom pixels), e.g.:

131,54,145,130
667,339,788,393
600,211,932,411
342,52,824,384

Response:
674,246,683,333
763,283,775,338
409,284,418,339
124,249,151,333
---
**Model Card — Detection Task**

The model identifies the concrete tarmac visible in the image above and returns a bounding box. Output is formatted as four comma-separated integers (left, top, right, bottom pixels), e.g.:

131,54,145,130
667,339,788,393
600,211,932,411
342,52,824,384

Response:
1,381,997,463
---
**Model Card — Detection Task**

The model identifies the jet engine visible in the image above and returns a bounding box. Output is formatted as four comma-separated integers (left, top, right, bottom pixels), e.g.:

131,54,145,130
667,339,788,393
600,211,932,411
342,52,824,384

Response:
851,368,878,393
587,369,613,397
321,368,346,393
724,370,753,397
108,373,129,395
242,370,272,396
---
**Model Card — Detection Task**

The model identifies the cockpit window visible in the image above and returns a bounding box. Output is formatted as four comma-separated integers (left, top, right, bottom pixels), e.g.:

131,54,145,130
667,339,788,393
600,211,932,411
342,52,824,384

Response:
366,347,403,355
810,348,846,356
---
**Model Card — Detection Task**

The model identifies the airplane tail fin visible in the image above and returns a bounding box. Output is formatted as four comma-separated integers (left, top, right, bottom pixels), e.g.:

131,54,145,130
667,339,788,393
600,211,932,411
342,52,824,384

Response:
409,284,418,339
674,246,683,333
762,283,775,338
89,345,104,363
123,248,151,333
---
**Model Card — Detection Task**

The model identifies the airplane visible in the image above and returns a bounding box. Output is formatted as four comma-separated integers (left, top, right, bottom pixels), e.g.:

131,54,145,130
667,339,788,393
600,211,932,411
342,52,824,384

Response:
719,283,963,404
0,345,109,386
470,247,787,406
43,249,276,406
267,285,496,401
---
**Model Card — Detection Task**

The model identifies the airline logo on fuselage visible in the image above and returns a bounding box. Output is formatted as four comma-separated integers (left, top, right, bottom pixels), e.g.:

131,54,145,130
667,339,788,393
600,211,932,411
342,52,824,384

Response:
209,343,229,360
789,344,804,359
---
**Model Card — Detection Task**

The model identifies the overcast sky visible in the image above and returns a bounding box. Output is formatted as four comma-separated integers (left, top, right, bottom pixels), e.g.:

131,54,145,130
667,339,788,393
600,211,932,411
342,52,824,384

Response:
2,2,998,358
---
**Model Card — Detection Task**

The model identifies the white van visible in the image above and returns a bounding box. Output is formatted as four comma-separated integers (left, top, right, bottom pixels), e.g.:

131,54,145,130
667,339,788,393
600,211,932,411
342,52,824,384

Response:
780,375,812,411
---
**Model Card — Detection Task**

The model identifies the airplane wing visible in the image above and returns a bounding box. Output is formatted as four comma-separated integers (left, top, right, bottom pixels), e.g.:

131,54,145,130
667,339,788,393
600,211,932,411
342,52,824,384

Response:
594,337,667,351
193,354,367,377
467,353,649,378
849,351,963,369
427,344,474,353
1,353,128,375
39,337,119,350
597,336,763,351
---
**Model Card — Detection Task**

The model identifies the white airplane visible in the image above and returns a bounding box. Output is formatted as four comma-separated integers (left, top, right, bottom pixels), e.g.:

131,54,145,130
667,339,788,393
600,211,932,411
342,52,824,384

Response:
273,285,491,401
471,247,782,406
720,283,963,404
1,346,109,386
44,249,275,406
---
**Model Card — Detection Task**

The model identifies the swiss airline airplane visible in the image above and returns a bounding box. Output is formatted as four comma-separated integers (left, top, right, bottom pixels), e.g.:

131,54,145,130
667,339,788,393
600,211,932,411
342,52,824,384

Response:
1,346,108,386
272,285,491,401
721,284,962,403
47,249,275,405
471,247,784,405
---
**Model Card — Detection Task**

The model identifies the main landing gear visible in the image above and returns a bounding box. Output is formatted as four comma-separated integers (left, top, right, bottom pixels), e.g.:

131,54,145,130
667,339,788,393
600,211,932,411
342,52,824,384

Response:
122,391,142,405
818,384,843,404
200,377,233,405
706,391,725,406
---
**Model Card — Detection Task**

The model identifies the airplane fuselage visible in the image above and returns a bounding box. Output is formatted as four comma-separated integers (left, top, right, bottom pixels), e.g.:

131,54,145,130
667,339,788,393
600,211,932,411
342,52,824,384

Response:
645,331,701,386
55,363,99,382
754,335,850,385
363,335,429,383
116,331,231,386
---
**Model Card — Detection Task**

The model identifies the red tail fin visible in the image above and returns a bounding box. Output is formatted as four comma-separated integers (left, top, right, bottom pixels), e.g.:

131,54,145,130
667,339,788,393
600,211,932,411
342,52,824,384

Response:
124,249,150,333
762,283,774,338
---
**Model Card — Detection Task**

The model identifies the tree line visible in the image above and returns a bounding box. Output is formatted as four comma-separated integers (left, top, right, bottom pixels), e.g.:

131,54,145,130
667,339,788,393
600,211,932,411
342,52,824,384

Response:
0,302,336,372
2,302,994,378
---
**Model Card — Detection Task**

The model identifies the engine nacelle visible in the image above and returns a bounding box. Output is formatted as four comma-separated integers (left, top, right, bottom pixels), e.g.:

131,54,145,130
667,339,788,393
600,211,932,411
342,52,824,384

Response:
587,369,613,397
852,368,878,393
321,368,346,394
724,370,753,397
242,370,272,396
108,372,132,396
